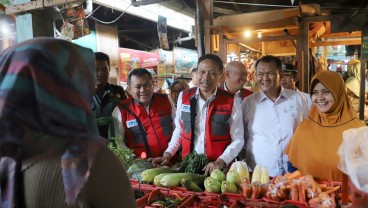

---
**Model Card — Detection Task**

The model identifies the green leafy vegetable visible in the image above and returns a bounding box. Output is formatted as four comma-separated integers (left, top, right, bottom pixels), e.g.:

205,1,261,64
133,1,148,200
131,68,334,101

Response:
107,136,134,168
175,151,209,174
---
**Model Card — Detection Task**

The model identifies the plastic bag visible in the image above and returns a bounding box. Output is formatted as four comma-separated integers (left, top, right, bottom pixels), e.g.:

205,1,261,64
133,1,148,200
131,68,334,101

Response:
337,126,368,193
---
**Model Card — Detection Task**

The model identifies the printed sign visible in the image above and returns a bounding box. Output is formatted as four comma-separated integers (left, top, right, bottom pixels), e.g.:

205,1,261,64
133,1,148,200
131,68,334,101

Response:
119,48,159,84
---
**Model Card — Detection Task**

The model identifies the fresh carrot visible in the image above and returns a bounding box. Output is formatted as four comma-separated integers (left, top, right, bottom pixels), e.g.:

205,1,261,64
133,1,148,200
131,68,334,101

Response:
298,182,306,202
291,183,299,201
323,186,340,195
251,183,262,199
243,184,252,198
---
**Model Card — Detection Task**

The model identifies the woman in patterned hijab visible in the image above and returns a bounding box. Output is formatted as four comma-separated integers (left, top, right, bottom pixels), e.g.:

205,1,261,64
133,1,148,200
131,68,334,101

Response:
0,38,136,207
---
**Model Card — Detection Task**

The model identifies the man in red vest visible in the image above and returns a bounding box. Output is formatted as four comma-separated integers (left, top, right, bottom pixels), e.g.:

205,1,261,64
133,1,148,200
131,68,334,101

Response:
112,68,175,158
151,54,244,175
223,61,253,103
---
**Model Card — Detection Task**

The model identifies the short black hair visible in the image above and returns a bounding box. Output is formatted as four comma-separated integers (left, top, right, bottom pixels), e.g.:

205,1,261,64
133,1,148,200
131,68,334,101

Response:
198,54,224,74
95,52,110,66
127,68,152,86
191,68,197,74
255,55,282,74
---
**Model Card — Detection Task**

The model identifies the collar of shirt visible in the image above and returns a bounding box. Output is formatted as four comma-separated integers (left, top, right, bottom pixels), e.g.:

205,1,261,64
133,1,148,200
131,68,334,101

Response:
195,86,218,102
258,87,290,103
223,83,241,97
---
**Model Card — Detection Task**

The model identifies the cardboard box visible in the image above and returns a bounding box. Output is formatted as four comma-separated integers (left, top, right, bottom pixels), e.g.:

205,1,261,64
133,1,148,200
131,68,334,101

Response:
157,64,174,75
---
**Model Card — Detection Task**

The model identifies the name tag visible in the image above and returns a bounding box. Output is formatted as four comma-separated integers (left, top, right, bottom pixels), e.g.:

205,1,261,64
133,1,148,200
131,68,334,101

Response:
182,104,190,112
126,119,138,128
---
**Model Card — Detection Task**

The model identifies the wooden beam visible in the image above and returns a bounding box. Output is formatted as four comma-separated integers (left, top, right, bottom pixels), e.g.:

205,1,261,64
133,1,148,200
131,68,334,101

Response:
300,15,331,23
226,17,298,33
196,0,210,20
225,34,298,44
6,0,80,15
308,22,324,38
6,0,42,15
131,0,172,6
213,7,237,15
43,0,81,7
310,40,361,47
320,31,361,39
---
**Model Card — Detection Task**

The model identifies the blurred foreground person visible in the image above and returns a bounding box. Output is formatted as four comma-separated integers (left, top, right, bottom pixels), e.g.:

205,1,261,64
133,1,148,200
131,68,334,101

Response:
0,38,136,208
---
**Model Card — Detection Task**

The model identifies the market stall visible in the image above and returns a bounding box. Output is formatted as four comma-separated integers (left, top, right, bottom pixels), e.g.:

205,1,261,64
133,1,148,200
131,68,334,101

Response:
108,137,350,208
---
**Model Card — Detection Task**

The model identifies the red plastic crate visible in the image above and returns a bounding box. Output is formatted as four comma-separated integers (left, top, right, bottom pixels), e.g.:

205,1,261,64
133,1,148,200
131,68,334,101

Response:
169,186,206,197
136,189,191,208
181,194,241,208
138,183,170,195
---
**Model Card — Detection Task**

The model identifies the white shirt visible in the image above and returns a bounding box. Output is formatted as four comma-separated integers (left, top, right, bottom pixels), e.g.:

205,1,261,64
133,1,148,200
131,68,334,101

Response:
242,88,310,176
188,81,195,88
165,87,244,164
112,97,176,150
223,83,243,104
296,89,312,109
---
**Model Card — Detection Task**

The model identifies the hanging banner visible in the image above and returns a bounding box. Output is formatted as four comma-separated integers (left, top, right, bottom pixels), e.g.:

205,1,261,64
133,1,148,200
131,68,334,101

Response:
60,4,91,40
157,15,169,49
119,48,159,84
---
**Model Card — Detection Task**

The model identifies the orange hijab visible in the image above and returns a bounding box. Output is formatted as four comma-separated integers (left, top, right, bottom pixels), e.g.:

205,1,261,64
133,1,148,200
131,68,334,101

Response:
286,70,365,181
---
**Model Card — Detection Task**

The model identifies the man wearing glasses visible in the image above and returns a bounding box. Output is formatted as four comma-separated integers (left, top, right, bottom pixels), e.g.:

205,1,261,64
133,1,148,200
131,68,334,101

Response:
241,55,310,176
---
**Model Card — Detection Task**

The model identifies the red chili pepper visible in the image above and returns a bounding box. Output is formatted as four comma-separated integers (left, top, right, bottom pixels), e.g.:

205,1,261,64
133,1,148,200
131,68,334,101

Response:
171,193,184,200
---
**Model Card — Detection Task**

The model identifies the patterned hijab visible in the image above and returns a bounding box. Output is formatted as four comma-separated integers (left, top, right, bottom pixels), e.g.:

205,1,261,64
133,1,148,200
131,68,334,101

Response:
286,70,365,181
0,38,104,207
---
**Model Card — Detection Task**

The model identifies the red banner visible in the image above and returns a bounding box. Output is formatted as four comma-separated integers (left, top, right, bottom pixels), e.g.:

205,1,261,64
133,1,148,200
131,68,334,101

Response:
119,48,159,83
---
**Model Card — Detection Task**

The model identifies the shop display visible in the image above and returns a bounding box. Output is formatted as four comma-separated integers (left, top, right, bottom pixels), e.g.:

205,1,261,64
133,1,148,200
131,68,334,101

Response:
128,161,348,208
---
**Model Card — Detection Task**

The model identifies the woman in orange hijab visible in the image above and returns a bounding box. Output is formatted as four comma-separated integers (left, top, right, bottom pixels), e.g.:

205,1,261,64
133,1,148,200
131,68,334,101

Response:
286,70,365,181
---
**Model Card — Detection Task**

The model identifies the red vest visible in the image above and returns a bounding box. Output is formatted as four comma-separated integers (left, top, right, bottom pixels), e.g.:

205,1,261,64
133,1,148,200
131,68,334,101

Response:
118,94,173,158
240,88,253,100
180,88,234,161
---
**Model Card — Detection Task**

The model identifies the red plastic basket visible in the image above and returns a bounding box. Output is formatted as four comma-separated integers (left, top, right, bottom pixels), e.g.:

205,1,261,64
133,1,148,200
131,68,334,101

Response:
136,189,191,208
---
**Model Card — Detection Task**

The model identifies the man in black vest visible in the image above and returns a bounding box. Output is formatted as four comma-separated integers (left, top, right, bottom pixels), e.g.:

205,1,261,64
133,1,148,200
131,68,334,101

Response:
92,52,126,139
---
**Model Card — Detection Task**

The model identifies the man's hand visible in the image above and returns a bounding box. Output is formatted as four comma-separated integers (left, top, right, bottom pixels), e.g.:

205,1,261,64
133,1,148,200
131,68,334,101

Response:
203,158,225,175
149,152,172,167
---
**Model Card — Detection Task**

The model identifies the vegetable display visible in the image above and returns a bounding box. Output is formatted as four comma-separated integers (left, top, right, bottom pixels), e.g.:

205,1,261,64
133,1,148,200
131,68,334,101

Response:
175,151,209,174
228,161,250,181
140,167,176,183
107,136,134,168
127,159,152,178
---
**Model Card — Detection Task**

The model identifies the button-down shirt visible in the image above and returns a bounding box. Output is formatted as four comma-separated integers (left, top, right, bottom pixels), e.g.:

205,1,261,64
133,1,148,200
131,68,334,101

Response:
242,88,310,176
165,87,244,164
296,89,312,109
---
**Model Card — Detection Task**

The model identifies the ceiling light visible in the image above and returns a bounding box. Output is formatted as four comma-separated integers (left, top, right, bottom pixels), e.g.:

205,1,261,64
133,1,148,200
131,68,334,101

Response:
257,32,262,38
244,31,251,38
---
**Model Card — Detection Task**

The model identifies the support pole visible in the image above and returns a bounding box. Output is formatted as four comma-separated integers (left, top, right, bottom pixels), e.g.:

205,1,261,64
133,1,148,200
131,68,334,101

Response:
196,0,205,57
